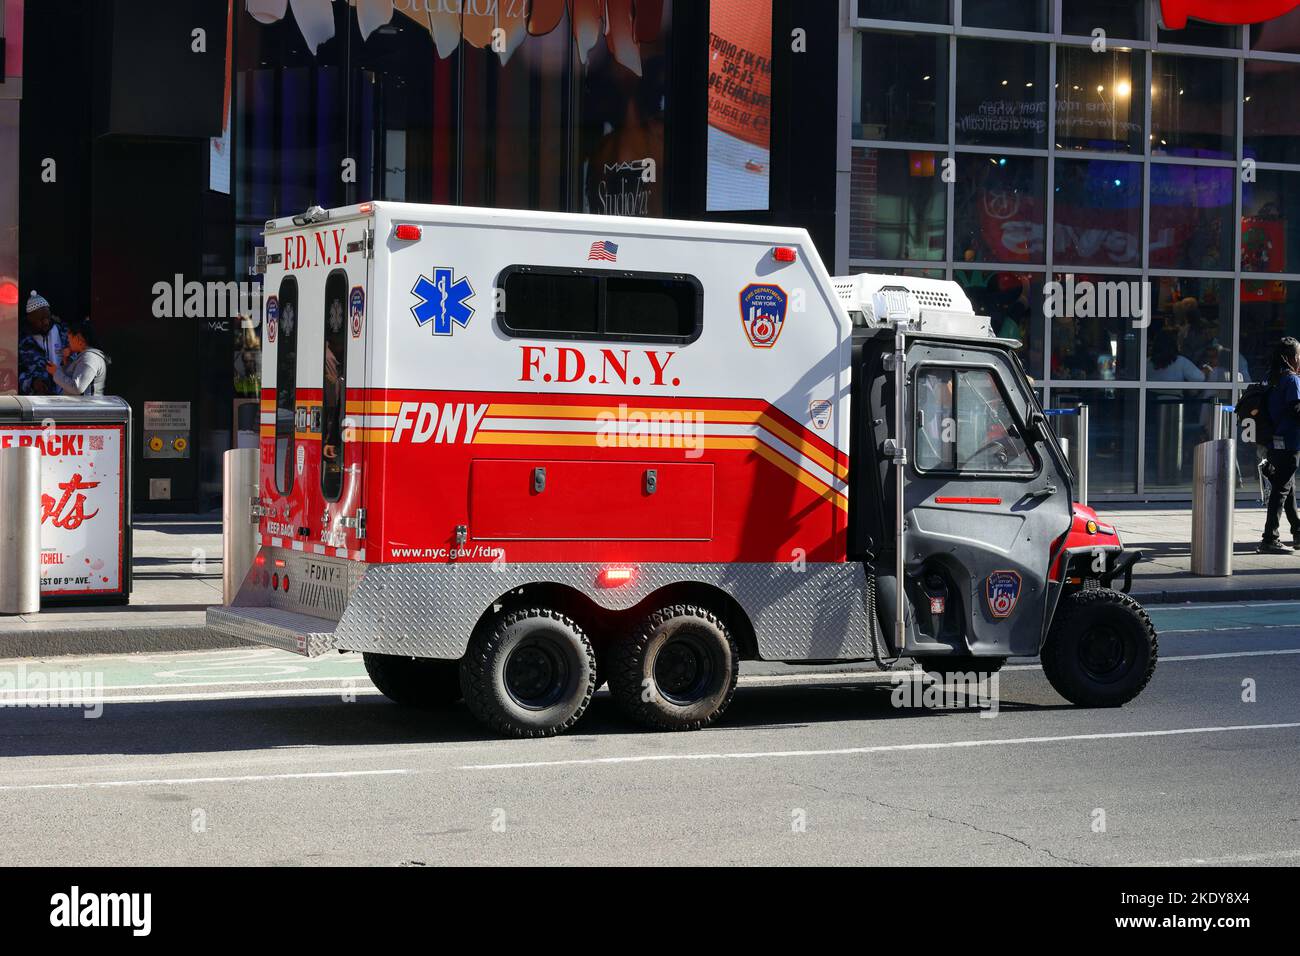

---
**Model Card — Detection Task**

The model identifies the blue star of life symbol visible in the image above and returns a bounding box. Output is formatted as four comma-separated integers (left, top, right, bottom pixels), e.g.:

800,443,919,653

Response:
410,266,475,335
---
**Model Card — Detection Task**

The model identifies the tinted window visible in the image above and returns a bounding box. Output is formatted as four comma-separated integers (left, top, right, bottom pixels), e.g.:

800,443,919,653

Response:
605,277,697,338
321,270,349,502
273,275,299,496
498,268,701,342
915,366,1035,474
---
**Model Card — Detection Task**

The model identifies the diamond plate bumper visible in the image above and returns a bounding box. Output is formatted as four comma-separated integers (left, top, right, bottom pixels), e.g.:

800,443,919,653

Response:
206,605,339,657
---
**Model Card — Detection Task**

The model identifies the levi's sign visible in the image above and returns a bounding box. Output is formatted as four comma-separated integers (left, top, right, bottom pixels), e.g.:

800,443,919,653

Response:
1160,0,1300,28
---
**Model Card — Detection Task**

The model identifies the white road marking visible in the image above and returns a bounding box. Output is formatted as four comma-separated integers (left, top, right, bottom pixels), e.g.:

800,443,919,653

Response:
1162,648,1300,662
5,722,1296,793
0,768,413,793
459,722,1300,771
0,687,383,706
1142,848,1300,866
0,675,367,696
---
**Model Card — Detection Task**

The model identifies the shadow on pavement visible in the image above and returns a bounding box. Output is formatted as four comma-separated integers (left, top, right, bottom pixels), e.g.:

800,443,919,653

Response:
0,674,1073,759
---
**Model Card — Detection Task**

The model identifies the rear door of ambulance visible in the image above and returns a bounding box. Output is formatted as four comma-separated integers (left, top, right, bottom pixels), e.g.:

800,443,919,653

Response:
259,214,371,579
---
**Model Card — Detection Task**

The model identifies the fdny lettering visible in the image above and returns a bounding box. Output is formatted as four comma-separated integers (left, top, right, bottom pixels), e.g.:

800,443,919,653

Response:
392,403,489,444
283,229,348,271
518,346,681,387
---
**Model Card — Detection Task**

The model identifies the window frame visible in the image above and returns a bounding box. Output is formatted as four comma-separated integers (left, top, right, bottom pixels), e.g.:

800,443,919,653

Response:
319,268,350,504
910,360,1042,480
494,264,704,345
273,274,300,497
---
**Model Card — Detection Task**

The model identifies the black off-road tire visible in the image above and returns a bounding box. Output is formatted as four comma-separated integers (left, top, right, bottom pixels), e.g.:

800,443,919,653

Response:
608,604,739,731
917,656,1007,679
363,653,462,708
1041,588,1158,707
459,607,596,738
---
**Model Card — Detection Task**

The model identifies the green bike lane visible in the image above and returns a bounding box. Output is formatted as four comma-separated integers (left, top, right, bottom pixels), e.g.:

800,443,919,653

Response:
1,600,1298,699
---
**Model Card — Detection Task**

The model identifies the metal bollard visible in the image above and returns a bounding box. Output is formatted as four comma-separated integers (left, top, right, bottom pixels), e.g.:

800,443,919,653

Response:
0,446,42,615
1191,438,1236,577
222,448,261,606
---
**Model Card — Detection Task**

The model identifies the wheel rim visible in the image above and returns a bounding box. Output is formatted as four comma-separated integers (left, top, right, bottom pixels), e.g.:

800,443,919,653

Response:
1077,624,1131,684
504,636,570,710
653,631,716,705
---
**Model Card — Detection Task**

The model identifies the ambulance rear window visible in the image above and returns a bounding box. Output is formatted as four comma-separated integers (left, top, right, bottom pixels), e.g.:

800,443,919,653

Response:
274,275,299,496
497,266,701,344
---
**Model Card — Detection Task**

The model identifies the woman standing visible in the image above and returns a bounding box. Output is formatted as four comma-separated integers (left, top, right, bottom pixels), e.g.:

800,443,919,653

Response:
46,318,110,396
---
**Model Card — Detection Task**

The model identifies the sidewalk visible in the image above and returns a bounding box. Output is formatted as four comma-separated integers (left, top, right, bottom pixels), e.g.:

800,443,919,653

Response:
0,514,238,659
2,505,1298,658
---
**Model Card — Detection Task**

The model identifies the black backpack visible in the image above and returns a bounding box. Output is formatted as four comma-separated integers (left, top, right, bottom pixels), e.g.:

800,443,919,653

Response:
1238,381,1275,447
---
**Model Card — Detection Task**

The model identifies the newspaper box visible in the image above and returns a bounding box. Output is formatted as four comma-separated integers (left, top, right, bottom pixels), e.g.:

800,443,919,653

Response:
0,396,133,606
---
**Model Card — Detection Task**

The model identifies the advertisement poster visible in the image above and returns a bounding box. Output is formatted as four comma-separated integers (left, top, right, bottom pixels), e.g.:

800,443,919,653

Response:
0,423,126,597
707,0,772,211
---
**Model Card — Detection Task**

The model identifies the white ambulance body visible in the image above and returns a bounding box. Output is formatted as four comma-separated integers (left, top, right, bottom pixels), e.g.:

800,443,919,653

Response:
209,202,1156,737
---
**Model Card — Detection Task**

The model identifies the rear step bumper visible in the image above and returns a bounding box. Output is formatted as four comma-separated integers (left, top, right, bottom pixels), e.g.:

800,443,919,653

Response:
207,605,339,658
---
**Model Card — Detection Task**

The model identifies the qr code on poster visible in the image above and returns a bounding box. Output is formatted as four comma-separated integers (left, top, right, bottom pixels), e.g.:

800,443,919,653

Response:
89,435,103,451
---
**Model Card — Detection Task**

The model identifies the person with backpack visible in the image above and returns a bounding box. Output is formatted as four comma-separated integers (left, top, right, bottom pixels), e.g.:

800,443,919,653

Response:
1258,336,1300,554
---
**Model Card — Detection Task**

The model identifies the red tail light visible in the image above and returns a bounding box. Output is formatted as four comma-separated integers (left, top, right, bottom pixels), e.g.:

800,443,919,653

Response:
394,224,422,241
597,567,636,588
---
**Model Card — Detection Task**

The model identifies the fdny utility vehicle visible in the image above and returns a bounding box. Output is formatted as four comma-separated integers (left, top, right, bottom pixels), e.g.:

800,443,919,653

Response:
208,202,1156,737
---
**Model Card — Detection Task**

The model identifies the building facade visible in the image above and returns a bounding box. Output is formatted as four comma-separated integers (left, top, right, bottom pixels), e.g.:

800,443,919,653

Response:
842,0,1300,498
6,1,1300,506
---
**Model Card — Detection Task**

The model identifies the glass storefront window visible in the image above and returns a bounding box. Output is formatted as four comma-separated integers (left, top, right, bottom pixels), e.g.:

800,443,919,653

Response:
1049,272,1142,382
962,0,1048,33
849,147,947,261
1144,387,1235,492
1245,61,1300,166
1150,54,1237,160
1241,281,1300,383
1060,0,1146,41
1055,47,1144,154
1053,158,1143,269
858,0,949,23
1150,277,1238,382
1149,164,1235,272
853,32,947,143
1052,389,1139,494
953,154,1046,264
1157,21,1240,49
955,270,1044,378
1252,9,1300,53
1243,170,1300,276
955,38,1048,149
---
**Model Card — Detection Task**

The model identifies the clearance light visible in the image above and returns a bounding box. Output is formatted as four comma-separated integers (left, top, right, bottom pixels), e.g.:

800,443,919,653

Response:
773,246,797,263
255,554,266,566
394,224,422,241
359,203,373,214
274,558,287,568
1086,520,1099,535
597,567,637,588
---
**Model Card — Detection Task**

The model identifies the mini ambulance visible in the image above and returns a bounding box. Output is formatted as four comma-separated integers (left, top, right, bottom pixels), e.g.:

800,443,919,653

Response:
208,202,1156,737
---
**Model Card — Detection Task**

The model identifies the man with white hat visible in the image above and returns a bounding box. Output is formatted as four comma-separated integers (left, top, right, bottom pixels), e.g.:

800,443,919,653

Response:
18,291,68,395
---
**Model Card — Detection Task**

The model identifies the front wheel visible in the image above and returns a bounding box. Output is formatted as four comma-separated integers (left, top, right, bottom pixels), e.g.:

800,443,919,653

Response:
1041,589,1157,707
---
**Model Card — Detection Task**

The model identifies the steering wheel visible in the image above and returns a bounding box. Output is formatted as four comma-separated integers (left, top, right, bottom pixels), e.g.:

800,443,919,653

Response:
962,437,1012,470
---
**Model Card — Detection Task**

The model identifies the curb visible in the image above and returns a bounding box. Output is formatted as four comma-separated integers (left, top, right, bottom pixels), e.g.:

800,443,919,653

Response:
0,626,249,660
1131,585,1300,605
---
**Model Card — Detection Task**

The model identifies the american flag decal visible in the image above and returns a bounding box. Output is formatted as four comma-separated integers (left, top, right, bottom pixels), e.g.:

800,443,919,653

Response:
588,240,619,262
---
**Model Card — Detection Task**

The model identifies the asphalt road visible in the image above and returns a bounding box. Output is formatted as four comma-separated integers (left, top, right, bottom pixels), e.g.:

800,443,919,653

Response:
2,601,1298,866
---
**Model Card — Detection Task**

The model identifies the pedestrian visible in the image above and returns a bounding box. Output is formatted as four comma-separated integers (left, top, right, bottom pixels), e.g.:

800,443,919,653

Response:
18,291,68,395
46,318,110,396
1259,336,1300,554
